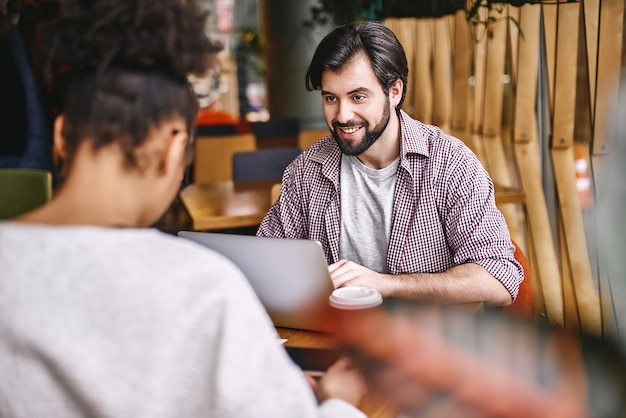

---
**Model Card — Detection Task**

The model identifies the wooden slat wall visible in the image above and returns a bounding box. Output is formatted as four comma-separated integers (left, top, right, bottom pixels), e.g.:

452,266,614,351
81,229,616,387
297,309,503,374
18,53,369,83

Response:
413,18,434,125
550,2,601,335
591,0,624,157
512,4,563,327
470,6,489,167
383,0,624,337
479,8,524,243
583,0,601,115
542,4,558,111
450,11,473,150
589,0,624,339
431,16,453,133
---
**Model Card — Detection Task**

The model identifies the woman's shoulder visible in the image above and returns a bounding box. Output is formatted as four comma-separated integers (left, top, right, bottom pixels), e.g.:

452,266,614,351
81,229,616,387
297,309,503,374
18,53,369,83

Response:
0,223,246,284
131,229,247,279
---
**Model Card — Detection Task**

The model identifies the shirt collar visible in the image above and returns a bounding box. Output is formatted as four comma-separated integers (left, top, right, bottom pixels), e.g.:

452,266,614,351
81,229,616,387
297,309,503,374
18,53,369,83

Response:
399,109,430,159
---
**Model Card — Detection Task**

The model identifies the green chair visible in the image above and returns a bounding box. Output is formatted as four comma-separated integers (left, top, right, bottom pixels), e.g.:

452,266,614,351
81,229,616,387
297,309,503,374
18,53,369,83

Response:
0,168,52,219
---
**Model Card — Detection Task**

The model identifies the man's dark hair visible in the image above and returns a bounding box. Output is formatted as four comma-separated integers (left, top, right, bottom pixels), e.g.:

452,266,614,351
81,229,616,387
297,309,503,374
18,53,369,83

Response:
37,0,222,168
305,21,408,110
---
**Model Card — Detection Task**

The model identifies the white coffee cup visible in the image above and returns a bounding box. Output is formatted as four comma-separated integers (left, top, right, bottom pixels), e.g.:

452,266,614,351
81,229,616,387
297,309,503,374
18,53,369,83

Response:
328,286,383,310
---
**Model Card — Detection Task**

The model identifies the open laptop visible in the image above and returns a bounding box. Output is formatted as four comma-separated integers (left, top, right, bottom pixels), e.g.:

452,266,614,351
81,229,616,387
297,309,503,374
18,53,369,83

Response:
177,231,335,332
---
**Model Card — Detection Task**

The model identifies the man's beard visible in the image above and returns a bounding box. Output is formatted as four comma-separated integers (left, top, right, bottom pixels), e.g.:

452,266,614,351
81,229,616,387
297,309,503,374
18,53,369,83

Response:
331,100,391,156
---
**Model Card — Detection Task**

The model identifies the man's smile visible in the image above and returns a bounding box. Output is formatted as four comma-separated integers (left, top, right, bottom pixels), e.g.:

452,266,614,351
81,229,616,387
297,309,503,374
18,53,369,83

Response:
338,125,363,136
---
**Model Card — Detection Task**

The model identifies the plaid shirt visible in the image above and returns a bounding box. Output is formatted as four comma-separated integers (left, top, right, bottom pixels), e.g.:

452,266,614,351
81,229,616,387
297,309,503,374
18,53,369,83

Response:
258,111,523,299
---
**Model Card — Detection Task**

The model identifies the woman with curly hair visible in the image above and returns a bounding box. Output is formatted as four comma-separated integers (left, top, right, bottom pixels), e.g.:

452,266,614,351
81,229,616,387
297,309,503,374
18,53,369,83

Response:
0,1,366,416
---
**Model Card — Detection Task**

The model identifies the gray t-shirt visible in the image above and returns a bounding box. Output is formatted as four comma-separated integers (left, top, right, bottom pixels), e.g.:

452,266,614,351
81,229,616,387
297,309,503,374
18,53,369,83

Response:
339,155,399,273
0,223,364,418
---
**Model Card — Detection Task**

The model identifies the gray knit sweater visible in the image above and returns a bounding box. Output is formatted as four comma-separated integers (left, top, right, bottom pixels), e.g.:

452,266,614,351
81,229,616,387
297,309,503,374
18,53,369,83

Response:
0,223,363,418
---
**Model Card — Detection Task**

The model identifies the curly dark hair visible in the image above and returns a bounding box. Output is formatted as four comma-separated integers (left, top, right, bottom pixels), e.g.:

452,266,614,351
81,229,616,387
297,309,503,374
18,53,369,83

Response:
37,0,222,168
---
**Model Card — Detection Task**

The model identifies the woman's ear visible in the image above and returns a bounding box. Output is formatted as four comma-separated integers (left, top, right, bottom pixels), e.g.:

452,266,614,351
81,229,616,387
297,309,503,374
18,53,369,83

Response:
161,128,189,177
53,115,68,159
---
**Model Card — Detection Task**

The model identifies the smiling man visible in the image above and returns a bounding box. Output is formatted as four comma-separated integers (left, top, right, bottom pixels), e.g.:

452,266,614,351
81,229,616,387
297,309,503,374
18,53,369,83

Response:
257,21,523,307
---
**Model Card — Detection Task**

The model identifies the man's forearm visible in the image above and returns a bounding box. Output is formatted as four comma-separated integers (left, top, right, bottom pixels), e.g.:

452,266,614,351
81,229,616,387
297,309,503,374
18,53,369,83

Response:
383,263,513,306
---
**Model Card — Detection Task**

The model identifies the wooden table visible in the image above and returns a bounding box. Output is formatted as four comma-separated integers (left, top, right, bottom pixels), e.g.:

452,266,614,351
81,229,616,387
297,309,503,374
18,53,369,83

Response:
276,326,396,418
179,180,275,231
277,327,343,372
277,327,339,350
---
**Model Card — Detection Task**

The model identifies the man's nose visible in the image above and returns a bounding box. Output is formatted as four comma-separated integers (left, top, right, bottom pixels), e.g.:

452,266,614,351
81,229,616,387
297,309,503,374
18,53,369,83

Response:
335,101,355,124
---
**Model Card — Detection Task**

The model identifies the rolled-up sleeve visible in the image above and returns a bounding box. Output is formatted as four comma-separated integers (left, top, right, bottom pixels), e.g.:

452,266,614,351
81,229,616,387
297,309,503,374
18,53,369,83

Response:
444,151,524,300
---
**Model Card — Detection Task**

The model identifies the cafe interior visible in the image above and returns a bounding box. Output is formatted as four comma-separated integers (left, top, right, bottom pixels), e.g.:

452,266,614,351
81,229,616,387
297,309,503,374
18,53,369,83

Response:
2,0,626,416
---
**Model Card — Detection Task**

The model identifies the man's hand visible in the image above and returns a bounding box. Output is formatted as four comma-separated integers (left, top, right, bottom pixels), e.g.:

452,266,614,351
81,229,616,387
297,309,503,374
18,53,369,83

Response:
329,259,390,296
329,260,512,305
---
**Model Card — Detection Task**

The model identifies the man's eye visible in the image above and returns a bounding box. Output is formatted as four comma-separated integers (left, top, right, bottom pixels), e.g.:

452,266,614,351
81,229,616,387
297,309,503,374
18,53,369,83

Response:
353,95,366,101
324,96,337,103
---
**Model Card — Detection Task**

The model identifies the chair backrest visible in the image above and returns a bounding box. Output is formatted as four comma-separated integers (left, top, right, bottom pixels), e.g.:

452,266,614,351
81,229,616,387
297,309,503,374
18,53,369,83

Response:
195,124,238,136
193,133,256,183
232,147,301,182
502,240,533,318
0,168,52,219
298,128,330,150
270,182,281,204
251,118,300,148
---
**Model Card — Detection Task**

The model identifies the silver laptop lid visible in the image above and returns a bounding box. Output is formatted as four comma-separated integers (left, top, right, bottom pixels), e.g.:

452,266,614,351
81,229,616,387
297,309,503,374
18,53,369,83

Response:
177,231,334,331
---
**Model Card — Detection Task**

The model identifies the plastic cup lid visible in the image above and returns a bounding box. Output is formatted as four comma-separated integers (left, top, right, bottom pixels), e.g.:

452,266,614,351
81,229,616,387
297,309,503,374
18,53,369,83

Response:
328,286,383,310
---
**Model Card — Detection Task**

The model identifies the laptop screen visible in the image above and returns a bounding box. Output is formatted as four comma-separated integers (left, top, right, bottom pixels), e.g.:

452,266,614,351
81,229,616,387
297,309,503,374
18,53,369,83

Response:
177,231,335,331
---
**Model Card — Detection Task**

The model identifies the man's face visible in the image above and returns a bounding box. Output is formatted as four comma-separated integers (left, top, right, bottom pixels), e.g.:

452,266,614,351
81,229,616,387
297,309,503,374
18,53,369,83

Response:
321,53,394,156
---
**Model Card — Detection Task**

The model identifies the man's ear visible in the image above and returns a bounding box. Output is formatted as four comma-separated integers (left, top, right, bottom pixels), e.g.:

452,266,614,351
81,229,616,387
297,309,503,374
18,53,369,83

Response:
389,78,404,108
53,115,69,159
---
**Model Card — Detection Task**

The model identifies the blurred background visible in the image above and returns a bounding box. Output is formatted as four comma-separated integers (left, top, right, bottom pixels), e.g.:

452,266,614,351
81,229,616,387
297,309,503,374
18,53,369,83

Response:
4,0,626,351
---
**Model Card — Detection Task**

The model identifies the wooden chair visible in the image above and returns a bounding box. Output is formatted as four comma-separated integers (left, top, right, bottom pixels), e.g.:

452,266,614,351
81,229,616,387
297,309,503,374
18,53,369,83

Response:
195,124,238,136
183,125,241,185
297,128,330,150
270,182,281,204
0,168,52,219
232,147,301,182
193,133,256,183
502,240,533,318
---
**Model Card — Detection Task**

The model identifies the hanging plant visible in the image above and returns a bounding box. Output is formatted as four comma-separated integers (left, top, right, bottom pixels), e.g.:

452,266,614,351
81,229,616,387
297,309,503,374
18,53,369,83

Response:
303,0,380,28
236,26,265,76
466,1,525,43
237,27,264,57
303,0,539,43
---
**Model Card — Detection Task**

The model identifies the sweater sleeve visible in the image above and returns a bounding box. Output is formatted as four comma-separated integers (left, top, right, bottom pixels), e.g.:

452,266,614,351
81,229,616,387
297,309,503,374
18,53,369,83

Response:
208,257,364,417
